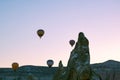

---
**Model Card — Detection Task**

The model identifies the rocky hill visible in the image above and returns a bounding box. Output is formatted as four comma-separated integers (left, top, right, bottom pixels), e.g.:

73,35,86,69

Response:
91,60,120,80
0,60,120,80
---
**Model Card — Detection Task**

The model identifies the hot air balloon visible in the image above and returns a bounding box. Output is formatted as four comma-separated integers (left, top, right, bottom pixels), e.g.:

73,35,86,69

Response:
69,40,75,47
12,62,19,71
47,59,54,68
37,29,45,38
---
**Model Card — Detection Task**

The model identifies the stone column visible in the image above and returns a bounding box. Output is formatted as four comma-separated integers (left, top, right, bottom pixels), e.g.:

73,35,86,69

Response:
53,32,102,80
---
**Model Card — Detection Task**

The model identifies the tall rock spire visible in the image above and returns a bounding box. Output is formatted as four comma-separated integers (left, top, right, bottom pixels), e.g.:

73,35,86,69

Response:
53,32,101,80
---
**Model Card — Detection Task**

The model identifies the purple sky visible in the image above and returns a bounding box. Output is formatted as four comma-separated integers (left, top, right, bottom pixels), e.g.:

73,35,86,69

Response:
0,0,120,68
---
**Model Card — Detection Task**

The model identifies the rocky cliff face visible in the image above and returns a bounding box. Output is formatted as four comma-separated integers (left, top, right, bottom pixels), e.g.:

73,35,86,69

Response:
53,32,101,80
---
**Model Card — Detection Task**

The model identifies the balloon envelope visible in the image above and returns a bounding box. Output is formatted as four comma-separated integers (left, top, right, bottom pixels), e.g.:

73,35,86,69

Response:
69,40,75,47
47,60,54,68
37,29,44,38
12,62,19,71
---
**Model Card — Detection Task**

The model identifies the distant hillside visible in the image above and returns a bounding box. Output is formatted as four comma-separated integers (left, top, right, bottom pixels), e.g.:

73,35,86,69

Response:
91,60,120,69
0,60,120,80
91,60,120,80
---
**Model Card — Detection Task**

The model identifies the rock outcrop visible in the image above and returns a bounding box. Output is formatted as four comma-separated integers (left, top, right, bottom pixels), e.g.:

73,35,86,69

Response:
53,61,65,80
53,32,101,80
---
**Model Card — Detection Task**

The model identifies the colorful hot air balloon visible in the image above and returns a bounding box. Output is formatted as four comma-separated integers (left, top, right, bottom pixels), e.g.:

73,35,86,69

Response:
47,59,54,68
37,29,45,38
12,62,19,71
69,40,75,47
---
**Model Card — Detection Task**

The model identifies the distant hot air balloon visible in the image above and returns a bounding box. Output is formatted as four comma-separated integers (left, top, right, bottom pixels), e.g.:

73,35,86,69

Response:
69,40,75,47
47,59,54,68
12,62,19,71
37,29,45,38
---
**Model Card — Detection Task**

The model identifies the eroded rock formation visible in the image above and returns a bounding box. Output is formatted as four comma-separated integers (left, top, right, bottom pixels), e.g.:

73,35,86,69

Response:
53,32,101,80
53,61,65,80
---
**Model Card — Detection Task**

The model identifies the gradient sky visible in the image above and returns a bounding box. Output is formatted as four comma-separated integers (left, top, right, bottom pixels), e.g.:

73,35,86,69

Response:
0,0,120,68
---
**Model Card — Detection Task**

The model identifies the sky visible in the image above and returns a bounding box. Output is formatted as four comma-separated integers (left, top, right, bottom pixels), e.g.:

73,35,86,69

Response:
0,0,120,68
